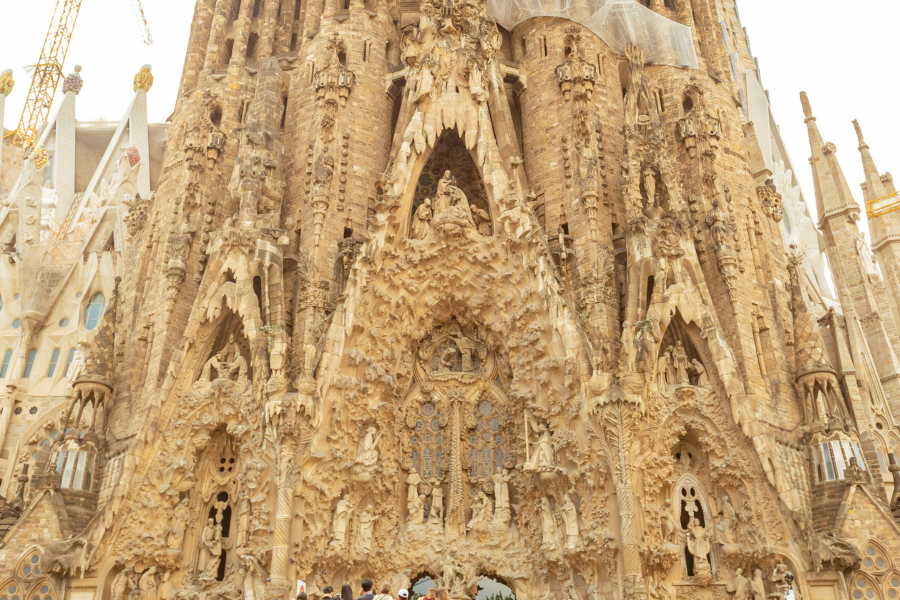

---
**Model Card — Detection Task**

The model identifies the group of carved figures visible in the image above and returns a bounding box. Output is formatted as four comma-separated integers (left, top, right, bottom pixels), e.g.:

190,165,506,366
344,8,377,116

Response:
198,333,249,384
540,493,582,551
655,341,709,390
411,171,491,240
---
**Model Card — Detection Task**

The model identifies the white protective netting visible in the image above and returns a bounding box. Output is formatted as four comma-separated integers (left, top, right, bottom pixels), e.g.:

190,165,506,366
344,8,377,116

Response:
487,0,699,68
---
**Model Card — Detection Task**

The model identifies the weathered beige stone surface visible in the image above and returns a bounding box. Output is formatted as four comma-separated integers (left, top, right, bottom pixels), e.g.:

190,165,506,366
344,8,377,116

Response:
2,1,900,600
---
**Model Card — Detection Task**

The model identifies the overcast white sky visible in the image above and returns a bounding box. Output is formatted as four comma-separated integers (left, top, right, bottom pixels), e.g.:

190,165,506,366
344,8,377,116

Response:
1,0,898,234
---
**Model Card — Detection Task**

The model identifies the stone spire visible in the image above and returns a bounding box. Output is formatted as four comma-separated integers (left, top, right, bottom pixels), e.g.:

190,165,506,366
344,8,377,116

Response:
787,249,834,379
75,279,120,389
800,92,861,225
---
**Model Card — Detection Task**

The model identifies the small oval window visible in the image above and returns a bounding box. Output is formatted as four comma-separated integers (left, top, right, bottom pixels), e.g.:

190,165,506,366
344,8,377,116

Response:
12,319,20,329
84,293,105,330
59,318,69,327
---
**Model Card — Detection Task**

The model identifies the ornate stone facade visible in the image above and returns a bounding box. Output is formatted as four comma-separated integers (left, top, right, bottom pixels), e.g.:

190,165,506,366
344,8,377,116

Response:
1,2,900,600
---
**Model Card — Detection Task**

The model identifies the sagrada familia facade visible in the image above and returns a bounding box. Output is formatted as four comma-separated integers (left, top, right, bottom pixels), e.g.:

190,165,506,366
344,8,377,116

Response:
1,0,900,599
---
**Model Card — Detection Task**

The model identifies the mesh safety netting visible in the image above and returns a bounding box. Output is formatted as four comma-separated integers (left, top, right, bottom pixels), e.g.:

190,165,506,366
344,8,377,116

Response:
487,0,699,68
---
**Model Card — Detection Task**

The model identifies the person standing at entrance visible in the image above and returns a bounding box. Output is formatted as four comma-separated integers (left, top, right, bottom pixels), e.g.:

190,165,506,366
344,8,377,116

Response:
398,590,409,600
342,584,354,600
323,587,334,600
373,583,393,600
358,580,375,600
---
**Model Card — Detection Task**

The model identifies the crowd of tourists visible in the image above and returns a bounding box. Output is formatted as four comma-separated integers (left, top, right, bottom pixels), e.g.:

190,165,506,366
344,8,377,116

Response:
298,579,446,600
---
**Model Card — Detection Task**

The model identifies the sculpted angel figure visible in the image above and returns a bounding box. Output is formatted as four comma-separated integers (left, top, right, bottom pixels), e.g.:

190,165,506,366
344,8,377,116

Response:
527,428,555,470
358,426,383,467
687,517,710,568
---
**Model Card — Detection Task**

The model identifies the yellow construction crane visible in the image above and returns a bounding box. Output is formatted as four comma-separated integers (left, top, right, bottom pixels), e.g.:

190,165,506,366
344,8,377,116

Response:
3,0,152,150
866,191,900,219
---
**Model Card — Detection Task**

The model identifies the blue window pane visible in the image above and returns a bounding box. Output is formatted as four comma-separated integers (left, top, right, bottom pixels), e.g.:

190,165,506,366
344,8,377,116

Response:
12,319,20,329
65,348,76,376
0,295,3,311
47,349,60,377
469,449,477,477
23,349,36,378
0,350,11,378
84,293,106,330
435,448,443,478
59,318,69,327
423,447,433,478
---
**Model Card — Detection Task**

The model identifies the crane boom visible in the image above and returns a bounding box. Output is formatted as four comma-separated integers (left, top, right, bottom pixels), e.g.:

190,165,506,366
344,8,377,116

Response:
3,0,84,149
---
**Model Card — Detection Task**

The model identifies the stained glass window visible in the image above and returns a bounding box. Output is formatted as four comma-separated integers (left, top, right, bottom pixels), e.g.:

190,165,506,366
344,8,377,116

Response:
410,402,444,478
468,399,506,478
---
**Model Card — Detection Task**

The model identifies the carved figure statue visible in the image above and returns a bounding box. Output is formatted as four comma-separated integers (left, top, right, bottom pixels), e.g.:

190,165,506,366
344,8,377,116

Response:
587,586,606,600
355,507,376,553
166,497,190,550
434,171,454,214
138,567,158,600
716,494,736,544
226,352,249,383
359,426,383,467
221,333,240,364
411,200,432,240
236,491,251,548
643,167,657,208
448,324,482,372
657,347,672,390
769,563,789,592
672,342,690,385
241,554,268,600
467,490,493,530
430,485,444,521
112,567,137,600
687,517,711,571
331,494,354,545
199,518,216,571
159,571,174,600
560,493,580,549
203,522,223,577
408,493,426,525
471,203,491,236
527,429,555,470
725,568,750,600
856,232,881,282
706,199,731,247
540,496,559,551
660,498,677,544
692,359,709,389
492,469,511,512
749,569,766,600
406,467,423,512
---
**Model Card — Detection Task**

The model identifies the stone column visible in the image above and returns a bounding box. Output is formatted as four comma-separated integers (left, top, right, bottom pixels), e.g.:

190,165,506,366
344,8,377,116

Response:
179,0,217,95
259,0,283,59
201,0,234,79
270,436,297,596
130,68,153,199
0,70,14,187
54,67,82,218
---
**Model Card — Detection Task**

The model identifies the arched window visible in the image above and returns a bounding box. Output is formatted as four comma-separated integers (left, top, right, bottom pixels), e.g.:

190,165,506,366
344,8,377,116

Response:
23,349,37,378
852,574,881,600
19,551,42,577
84,293,105,330
884,572,900,600
47,349,60,377
27,583,51,600
0,349,12,378
2,582,21,600
64,348,77,376
862,541,893,572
